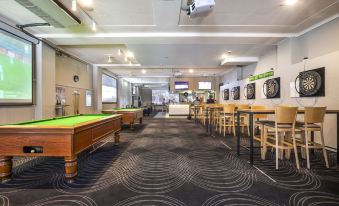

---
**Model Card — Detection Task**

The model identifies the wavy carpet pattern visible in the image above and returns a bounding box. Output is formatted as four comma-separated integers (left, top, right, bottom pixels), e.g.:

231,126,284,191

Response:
0,117,338,206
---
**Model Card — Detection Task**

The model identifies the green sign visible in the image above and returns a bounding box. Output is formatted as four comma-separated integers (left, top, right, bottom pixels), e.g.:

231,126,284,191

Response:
249,70,274,81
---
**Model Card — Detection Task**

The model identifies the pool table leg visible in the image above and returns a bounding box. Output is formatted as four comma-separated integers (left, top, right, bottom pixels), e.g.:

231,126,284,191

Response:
130,122,134,130
64,155,77,183
114,131,120,144
0,156,12,183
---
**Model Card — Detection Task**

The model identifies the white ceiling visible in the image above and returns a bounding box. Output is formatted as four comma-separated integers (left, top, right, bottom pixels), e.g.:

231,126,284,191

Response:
0,0,338,81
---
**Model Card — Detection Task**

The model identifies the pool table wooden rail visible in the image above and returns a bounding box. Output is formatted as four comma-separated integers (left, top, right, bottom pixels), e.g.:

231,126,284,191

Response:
102,109,143,129
0,114,122,183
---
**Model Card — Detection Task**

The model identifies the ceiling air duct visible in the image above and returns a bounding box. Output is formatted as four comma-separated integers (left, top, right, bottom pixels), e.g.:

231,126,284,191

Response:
14,0,81,28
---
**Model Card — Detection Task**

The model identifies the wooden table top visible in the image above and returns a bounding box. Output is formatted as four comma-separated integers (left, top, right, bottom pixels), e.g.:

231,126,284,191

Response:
237,109,339,114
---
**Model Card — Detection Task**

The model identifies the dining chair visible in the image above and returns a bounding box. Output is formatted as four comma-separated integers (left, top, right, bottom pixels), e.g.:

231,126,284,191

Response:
263,106,300,170
219,104,236,136
297,107,329,169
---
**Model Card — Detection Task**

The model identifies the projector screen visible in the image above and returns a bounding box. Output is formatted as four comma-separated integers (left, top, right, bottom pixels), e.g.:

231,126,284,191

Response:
175,82,189,90
198,82,212,90
102,74,117,103
0,30,33,104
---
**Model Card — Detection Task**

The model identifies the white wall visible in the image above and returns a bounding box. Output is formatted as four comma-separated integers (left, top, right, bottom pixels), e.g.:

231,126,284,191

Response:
219,17,339,149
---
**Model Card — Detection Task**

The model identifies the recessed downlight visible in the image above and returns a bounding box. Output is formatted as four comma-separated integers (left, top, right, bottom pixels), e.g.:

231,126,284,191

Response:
282,0,298,6
141,69,146,74
189,69,194,73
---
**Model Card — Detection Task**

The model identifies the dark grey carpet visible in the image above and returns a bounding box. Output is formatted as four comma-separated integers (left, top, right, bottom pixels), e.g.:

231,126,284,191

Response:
0,117,338,206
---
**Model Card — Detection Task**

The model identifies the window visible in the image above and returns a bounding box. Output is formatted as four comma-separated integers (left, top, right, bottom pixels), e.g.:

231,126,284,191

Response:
0,30,33,104
102,74,117,103
86,90,92,107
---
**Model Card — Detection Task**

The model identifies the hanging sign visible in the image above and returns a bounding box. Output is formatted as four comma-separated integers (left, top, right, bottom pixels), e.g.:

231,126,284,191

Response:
249,70,274,81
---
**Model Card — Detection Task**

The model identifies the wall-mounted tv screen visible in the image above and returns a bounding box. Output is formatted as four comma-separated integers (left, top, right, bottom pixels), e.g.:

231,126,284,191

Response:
175,81,189,90
0,30,33,105
198,82,212,90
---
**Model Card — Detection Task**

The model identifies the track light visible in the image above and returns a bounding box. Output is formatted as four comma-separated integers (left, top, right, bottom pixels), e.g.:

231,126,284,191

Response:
126,51,134,59
72,0,77,11
118,49,122,56
124,56,128,62
91,21,96,31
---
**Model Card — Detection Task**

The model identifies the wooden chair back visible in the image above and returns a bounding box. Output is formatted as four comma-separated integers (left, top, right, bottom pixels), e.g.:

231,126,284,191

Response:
251,105,267,119
304,107,326,124
275,106,298,124
237,104,250,110
223,104,236,114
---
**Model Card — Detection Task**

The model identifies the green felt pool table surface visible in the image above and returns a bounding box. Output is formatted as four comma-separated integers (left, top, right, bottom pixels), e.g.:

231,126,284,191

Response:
10,114,114,127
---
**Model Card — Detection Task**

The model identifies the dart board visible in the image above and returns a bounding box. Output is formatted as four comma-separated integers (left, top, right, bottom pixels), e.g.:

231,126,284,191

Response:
263,77,280,99
232,86,240,100
296,67,325,97
223,89,229,100
244,83,256,99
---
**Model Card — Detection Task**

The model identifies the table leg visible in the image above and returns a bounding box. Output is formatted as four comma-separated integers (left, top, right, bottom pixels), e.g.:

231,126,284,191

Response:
0,156,12,183
249,113,254,165
237,112,241,156
114,131,121,144
205,108,209,133
210,109,213,135
311,131,315,155
337,113,339,166
139,118,143,124
64,155,77,183
194,108,197,124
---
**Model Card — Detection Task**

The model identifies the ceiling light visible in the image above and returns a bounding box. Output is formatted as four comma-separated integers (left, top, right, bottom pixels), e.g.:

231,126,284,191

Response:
72,0,77,11
221,54,227,59
79,0,93,7
141,69,146,74
282,0,298,6
118,49,122,56
108,56,112,63
91,21,96,31
189,69,194,73
126,51,134,59
124,56,128,62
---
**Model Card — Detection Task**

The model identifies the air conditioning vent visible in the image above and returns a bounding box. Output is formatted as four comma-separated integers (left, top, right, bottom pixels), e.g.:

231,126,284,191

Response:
15,0,81,28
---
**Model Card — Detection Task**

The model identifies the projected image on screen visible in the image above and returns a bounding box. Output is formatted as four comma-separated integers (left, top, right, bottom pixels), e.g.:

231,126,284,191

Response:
0,30,33,104
198,82,212,90
102,74,117,103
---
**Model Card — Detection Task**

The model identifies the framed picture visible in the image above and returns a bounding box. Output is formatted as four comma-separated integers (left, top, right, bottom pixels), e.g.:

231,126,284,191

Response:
244,83,256,99
223,89,229,100
231,86,240,100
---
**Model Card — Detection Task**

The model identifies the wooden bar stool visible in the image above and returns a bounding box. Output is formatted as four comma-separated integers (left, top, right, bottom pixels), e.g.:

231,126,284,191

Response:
263,106,300,170
237,104,250,135
250,105,273,159
297,107,329,169
219,104,236,136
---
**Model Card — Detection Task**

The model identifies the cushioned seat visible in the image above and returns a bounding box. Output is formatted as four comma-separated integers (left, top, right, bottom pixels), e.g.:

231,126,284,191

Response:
264,122,293,128
296,122,321,129
255,120,274,125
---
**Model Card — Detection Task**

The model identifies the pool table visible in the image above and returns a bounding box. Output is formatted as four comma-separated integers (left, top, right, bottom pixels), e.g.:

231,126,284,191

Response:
102,108,143,129
0,114,122,183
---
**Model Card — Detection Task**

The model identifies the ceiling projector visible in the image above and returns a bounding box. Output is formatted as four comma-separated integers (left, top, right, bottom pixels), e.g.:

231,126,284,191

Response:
187,0,215,18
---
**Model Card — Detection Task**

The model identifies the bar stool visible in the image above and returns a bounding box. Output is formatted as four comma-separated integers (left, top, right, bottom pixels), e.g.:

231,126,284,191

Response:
263,106,300,170
297,107,329,169
237,104,250,135
250,105,273,159
219,104,236,136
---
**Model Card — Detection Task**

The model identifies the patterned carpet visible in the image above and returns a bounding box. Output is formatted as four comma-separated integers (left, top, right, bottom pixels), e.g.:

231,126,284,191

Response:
0,117,339,206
